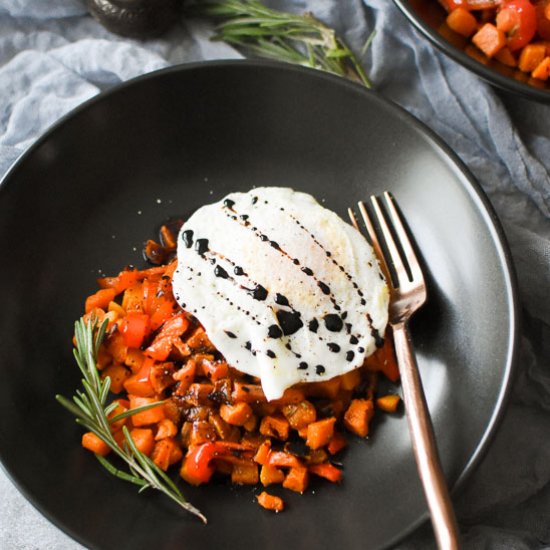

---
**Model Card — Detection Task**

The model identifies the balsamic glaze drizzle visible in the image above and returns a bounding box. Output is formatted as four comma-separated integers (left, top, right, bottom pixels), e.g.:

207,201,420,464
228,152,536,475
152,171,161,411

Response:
179,193,387,376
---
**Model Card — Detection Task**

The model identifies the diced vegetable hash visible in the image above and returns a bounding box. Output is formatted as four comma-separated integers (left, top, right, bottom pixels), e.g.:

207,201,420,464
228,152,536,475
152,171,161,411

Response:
440,0,550,82
79,227,401,512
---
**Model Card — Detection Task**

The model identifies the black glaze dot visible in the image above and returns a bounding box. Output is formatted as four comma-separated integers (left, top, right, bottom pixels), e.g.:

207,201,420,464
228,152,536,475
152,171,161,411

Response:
260,235,269,242
371,328,384,348
234,266,245,276
225,331,237,339
245,341,252,351
326,251,332,257
195,238,209,256
360,299,366,306
249,284,268,301
358,347,365,353
350,335,359,345
214,265,229,279
266,350,276,358
346,351,355,362
301,267,313,276
324,314,343,332
252,196,258,204
308,318,319,333
223,198,235,209
318,281,330,295
298,362,308,370
268,324,283,339
315,365,326,375
240,214,249,221
276,310,303,336
275,293,289,306
270,241,281,250
182,229,193,248
341,311,348,320
327,343,340,353
293,258,300,265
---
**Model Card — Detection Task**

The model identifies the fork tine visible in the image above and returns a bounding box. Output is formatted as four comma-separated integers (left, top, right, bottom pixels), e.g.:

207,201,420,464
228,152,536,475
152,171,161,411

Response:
369,195,410,288
382,192,424,284
355,201,392,286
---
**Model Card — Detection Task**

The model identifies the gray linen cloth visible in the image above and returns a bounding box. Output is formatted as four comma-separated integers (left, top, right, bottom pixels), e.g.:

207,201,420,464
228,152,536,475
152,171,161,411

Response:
1,1,549,549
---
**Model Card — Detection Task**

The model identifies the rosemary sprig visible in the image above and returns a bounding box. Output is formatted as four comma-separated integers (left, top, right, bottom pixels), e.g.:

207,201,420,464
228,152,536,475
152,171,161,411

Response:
193,0,373,88
56,317,206,523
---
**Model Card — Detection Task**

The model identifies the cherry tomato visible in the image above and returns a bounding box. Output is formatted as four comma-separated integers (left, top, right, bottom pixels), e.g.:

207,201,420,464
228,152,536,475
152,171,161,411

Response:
121,311,150,348
536,0,550,40
496,0,538,50
441,0,501,11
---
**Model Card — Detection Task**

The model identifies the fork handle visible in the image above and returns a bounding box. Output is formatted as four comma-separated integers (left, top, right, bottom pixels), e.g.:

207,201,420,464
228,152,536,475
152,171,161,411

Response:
393,322,460,550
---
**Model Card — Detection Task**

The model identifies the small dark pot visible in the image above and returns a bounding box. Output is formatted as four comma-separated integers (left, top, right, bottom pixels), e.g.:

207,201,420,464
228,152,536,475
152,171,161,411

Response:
87,0,182,39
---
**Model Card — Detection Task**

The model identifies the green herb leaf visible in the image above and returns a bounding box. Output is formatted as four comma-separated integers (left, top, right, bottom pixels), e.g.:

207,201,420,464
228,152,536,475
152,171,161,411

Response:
57,316,206,523
191,0,373,88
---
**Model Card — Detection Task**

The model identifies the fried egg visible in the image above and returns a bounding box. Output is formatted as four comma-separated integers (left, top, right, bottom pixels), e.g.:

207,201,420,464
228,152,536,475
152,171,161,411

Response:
172,187,389,401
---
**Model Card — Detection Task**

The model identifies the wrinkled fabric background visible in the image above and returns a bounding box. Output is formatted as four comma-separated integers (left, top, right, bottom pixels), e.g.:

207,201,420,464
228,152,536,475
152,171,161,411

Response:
1,1,549,549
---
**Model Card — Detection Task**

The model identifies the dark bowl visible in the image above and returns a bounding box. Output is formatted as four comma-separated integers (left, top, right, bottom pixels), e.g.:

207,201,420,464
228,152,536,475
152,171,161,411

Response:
0,60,517,550
393,0,550,102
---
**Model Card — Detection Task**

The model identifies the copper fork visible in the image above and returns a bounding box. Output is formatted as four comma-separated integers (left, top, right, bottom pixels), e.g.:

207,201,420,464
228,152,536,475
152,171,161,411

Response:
348,192,460,550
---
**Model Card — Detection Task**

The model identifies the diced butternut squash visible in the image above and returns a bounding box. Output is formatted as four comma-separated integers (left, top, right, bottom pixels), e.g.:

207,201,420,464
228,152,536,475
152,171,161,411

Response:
472,23,506,58
283,467,309,493
257,491,284,512
306,417,336,450
231,462,259,485
344,399,374,438
376,394,401,413
259,415,290,441
519,44,547,72
81,432,110,456
532,56,550,80
220,402,254,426
447,7,478,37
260,464,285,486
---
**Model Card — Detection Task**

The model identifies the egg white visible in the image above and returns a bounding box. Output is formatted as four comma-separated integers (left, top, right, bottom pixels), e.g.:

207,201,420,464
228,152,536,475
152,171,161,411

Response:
172,187,389,400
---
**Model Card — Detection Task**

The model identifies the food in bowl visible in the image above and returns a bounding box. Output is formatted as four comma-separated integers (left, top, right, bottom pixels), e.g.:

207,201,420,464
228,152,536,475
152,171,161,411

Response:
62,188,401,518
440,0,550,80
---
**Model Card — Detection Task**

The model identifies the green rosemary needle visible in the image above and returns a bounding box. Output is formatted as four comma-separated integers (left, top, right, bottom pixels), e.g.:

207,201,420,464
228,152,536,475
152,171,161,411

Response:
193,0,373,88
56,316,206,523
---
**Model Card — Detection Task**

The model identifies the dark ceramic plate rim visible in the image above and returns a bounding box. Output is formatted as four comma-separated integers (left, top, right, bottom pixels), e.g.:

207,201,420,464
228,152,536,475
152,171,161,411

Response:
393,0,550,103
0,60,519,549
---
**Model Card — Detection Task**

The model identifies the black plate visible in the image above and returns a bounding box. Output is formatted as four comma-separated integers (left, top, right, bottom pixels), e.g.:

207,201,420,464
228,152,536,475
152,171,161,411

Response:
394,0,550,103
0,61,517,550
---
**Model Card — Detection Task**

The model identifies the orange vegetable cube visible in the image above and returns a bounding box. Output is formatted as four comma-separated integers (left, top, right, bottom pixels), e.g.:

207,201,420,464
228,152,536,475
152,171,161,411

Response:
259,415,290,440
494,47,517,67
344,399,374,438
306,417,336,450
81,432,110,457
85,288,116,314
257,491,284,512
155,418,178,440
220,402,254,426
128,428,155,456
128,396,165,426
447,7,477,37
101,363,130,394
472,23,506,58
260,465,286,486
282,467,309,493
327,431,347,455
532,56,550,81
254,440,272,465
376,394,402,413
151,438,183,471
518,44,547,72
282,401,317,430
231,462,259,485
